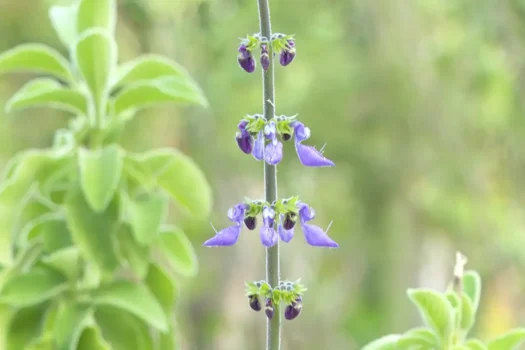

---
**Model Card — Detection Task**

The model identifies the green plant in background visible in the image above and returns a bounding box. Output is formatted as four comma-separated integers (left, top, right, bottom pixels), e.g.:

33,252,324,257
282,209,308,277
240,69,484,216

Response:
363,253,525,350
0,0,211,349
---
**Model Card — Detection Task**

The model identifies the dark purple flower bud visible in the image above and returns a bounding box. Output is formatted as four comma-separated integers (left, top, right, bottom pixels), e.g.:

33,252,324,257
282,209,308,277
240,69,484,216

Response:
261,44,270,71
236,131,253,154
265,299,274,320
238,50,256,73
283,212,296,230
249,295,261,311
244,216,257,230
279,40,296,67
285,296,303,320
282,133,292,141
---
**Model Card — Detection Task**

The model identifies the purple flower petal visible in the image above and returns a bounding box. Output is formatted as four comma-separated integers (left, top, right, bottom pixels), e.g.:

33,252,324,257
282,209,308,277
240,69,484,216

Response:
238,51,256,73
278,224,294,243
265,141,283,165
252,131,264,161
236,130,253,154
203,224,242,247
260,224,278,247
298,202,315,224
228,203,247,223
295,142,335,167
301,223,338,248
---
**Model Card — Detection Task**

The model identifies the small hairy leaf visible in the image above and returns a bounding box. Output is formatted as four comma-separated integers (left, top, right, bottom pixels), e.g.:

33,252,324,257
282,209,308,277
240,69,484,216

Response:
463,270,482,312
78,145,122,212
397,328,439,349
158,225,198,277
93,280,168,332
6,78,87,115
408,288,453,341
146,263,178,315
362,335,400,350
53,301,92,350
77,326,112,350
41,247,80,281
0,44,72,82
128,192,168,245
465,339,488,350
6,303,48,350
117,224,150,279
487,329,525,350
77,0,116,35
49,3,78,48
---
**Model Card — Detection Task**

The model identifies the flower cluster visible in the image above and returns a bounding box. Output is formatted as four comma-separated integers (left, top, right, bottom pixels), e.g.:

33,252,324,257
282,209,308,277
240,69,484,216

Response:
204,197,338,248
237,33,296,73
236,114,334,167
245,280,306,321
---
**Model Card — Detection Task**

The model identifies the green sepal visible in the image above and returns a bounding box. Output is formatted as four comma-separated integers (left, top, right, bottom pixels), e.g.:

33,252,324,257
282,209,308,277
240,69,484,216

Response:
245,115,266,134
274,196,300,215
271,34,295,53
241,34,260,51
245,200,264,217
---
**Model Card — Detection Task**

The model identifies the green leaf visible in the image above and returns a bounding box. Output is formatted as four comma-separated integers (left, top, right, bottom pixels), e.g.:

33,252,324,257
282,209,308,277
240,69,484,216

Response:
64,186,120,274
93,280,168,332
77,0,116,35
41,247,80,281
129,149,212,217
77,326,112,350
6,303,48,350
157,326,178,350
21,213,72,254
397,328,439,349
407,288,453,340
157,225,198,277
459,293,475,332
53,301,92,350
0,44,72,82
465,339,488,350
26,335,54,350
117,224,150,279
95,306,154,350
49,3,78,48
112,54,192,88
362,335,400,350
78,145,122,212
113,76,208,116
463,271,482,312
146,263,178,315
128,192,168,245
6,78,87,115
0,266,67,307
73,29,117,121
487,329,525,350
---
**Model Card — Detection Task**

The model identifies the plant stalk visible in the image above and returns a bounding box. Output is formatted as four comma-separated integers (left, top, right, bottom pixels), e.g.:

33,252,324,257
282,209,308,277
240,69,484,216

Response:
257,0,280,349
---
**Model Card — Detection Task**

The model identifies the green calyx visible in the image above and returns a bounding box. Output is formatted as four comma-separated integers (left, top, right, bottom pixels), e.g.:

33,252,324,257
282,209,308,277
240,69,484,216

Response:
243,196,300,217
271,33,295,53
241,114,297,141
245,279,307,305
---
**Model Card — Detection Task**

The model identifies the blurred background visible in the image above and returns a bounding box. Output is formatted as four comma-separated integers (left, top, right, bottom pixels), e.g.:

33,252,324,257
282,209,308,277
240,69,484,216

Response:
1,0,525,349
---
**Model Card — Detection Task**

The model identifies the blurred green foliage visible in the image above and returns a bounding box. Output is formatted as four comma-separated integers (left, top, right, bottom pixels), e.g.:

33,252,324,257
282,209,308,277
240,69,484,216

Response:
1,0,525,349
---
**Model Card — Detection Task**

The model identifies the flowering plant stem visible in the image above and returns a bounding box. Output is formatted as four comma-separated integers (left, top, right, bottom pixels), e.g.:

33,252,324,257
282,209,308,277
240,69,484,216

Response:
257,0,281,348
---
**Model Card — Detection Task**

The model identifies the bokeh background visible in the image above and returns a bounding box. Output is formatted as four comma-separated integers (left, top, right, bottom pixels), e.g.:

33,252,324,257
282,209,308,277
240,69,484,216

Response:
1,0,525,349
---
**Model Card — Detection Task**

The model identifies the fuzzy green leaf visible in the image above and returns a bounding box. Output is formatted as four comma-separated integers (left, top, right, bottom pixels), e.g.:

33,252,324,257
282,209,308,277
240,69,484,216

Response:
157,225,198,277
41,247,80,281
53,301,92,350
408,289,453,340
78,145,122,212
0,44,72,82
362,335,400,350
463,271,482,312
465,339,488,350
397,328,439,349
49,3,78,48
6,78,87,115
77,326,112,350
77,0,116,35
6,303,48,350
487,329,525,350
93,280,168,332
146,263,178,315
117,224,150,279
128,192,168,245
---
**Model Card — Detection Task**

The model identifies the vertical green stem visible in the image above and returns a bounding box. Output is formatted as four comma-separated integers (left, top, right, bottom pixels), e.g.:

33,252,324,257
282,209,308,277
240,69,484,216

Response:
257,0,280,349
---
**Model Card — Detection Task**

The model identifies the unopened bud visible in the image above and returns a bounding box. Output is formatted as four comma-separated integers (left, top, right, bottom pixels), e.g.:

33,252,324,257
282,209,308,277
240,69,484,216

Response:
249,295,261,311
284,296,302,320
265,298,274,320
244,216,257,230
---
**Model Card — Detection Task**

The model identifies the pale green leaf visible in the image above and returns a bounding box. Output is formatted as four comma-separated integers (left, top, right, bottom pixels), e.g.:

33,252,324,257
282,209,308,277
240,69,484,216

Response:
78,145,122,212
6,303,48,350
113,76,207,116
77,0,116,35
362,335,400,350
26,335,54,350
408,289,453,340
95,306,154,350
41,247,80,281
460,293,475,332
465,339,488,350
488,329,525,350
93,281,168,332
21,213,72,254
463,271,482,312
6,78,87,115
64,187,120,274
146,263,178,315
49,3,78,48
117,224,150,279
157,326,178,350
113,54,191,88
158,225,198,277
397,328,439,349
128,192,168,245
0,266,67,307
0,44,72,82
77,326,112,350
53,301,92,350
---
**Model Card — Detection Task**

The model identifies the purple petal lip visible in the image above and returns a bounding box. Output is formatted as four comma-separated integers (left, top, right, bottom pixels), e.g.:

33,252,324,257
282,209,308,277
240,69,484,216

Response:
260,224,278,247
265,141,283,165
252,131,264,160
301,222,339,248
203,224,242,247
292,121,335,167
278,224,294,243
236,131,253,154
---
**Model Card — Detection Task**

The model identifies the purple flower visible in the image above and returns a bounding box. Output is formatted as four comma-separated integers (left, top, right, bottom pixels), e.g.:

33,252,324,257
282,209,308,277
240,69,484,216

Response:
264,121,283,165
260,206,278,247
265,298,274,320
279,40,296,66
292,121,335,167
297,202,338,247
238,43,256,73
284,296,302,320
278,221,294,243
244,216,257,230
261,44,270,71
252,131,265,161
249,295,262,311
236,120,253,154
203,203,247,247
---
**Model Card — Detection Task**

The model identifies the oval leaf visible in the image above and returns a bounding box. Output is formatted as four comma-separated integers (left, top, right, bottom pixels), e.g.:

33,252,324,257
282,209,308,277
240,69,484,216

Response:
362,335,400,350
41,247,80,281
0,266,67,307
463,270,482,312
0,44,72,82
6,78,87,115
53,301,92,350
78,145,122,212
77,0,116,35
488,329,525,350
113,76,207,116
49,4,79,48
146,263,178,315
117,224,150,279
93,281,168,332
6,303,48,350
158,225,198,277
408,288,453,341
64,187,120,274
77,326,112,350
465,339,488,350
397,328,439,349
128,192,168,245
